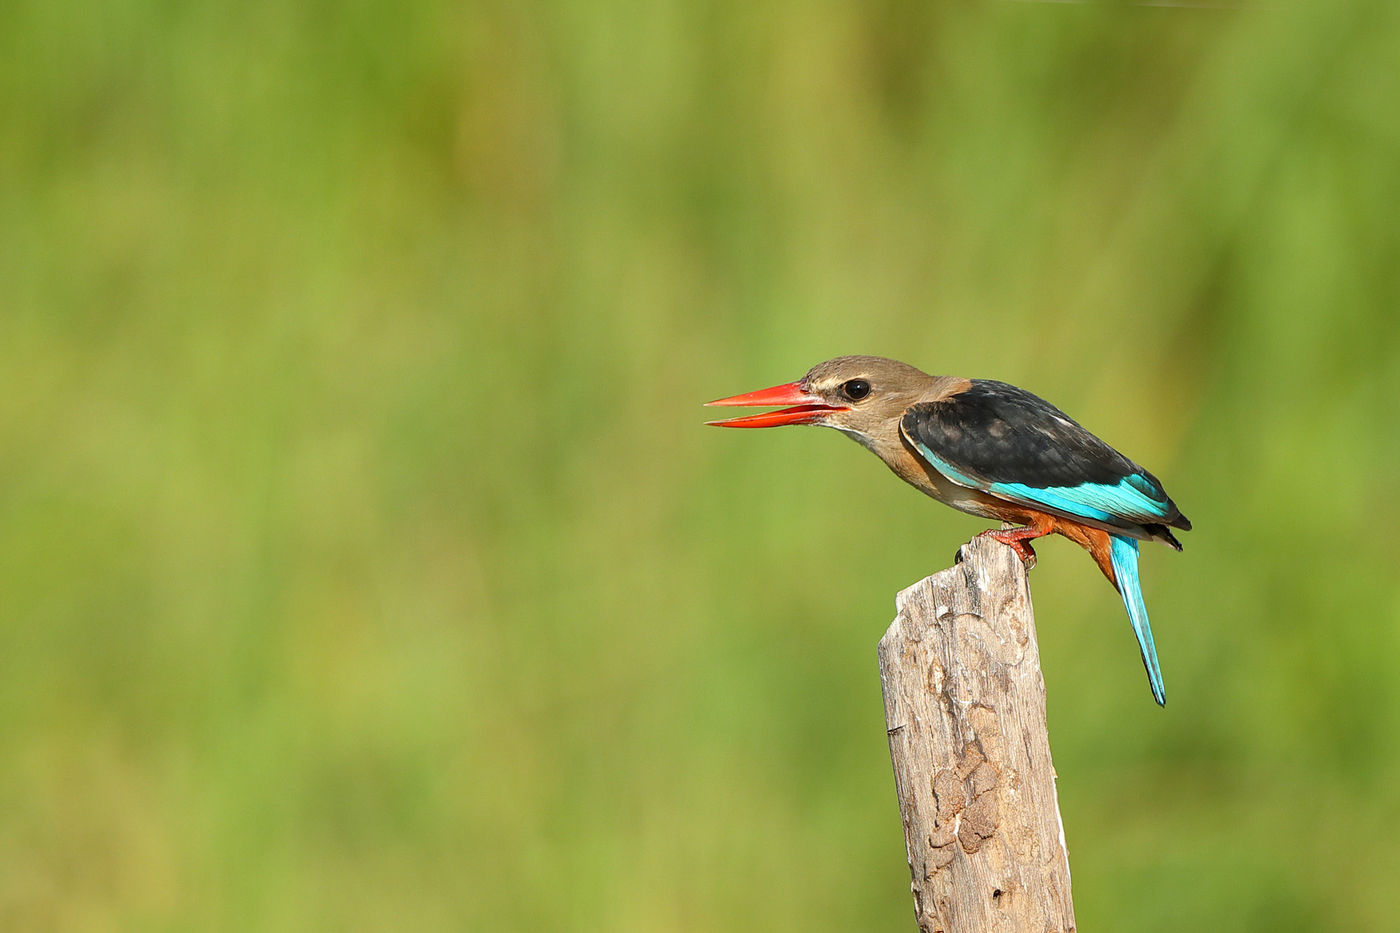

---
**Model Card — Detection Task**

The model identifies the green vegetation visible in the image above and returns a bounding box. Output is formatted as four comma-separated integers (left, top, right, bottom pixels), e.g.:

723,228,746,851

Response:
2,0,1398,929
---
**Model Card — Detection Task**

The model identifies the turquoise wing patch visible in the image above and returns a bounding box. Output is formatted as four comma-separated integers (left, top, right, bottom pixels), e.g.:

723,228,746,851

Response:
989,476,1172,525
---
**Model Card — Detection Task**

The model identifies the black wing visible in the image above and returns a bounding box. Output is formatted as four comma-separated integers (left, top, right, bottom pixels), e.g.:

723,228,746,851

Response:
900,380,1190,536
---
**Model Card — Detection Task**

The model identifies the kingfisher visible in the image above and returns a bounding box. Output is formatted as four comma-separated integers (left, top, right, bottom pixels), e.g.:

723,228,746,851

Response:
706,355,1190,706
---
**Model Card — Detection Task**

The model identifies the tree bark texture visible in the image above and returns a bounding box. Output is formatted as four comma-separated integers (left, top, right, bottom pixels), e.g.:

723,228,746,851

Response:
878,536,1075,933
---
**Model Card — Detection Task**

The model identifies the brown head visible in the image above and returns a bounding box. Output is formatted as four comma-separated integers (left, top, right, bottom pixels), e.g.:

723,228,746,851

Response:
705,355,946,447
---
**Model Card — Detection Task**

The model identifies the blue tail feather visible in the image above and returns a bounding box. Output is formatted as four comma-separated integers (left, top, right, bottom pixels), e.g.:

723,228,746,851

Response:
1108,535,1166,707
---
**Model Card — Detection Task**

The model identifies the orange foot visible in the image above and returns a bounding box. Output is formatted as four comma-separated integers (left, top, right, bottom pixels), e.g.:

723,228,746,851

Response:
975,516,1056,569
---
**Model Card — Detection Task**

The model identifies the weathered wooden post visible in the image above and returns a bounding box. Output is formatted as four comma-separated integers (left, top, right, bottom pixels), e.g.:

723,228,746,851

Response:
878,535,1075,933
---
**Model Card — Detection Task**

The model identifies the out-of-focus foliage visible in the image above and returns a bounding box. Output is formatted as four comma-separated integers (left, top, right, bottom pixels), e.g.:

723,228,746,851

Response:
2,0,1398,929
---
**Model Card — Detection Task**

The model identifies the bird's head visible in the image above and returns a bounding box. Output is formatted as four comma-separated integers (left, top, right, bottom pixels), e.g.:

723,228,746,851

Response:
705,355,932,444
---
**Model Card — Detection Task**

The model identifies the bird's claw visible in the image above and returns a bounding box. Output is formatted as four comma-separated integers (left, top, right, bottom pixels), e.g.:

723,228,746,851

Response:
974,528,1038,570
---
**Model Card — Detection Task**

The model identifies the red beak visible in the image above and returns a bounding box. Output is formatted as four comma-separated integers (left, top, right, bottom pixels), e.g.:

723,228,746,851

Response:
704,381,847,428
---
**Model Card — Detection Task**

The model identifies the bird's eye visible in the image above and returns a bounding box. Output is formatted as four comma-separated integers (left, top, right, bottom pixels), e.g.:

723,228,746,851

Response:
842,379,871,401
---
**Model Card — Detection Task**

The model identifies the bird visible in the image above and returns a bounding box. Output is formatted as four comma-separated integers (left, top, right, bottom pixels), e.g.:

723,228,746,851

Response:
705,355,1190,706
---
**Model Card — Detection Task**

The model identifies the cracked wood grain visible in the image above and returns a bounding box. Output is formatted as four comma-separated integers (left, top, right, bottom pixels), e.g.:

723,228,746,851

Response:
878,536,1075,933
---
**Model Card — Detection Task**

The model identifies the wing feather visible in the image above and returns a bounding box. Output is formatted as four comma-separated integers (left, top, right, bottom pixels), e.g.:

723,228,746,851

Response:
901,380,1188,534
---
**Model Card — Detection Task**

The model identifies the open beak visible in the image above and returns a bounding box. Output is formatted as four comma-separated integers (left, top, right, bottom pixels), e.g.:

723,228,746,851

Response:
704,381,847,428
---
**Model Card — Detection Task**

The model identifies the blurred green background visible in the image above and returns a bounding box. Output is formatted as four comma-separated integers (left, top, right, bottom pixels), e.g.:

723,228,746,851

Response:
3,0,1399,929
